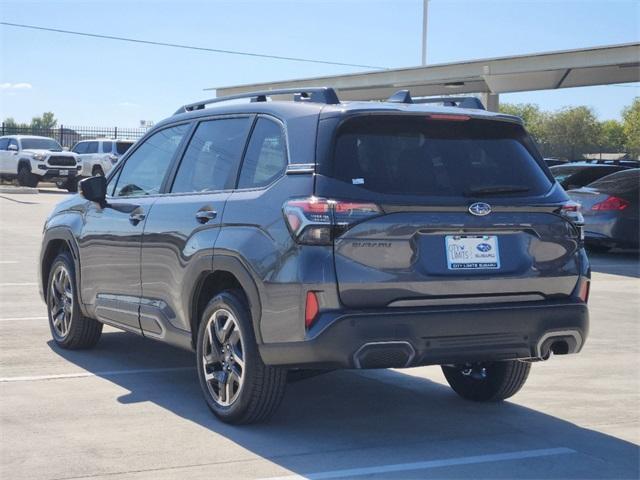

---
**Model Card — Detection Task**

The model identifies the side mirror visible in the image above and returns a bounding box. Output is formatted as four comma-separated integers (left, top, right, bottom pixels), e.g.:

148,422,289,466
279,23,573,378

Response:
79,175,108,207
8,144,18,152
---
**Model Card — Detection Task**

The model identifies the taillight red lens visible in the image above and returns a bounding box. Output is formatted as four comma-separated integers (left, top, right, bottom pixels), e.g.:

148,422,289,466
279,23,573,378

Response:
427,114,471,121
283,197,382,245
305,291,319,329
592,196,629,211
578,279,590,303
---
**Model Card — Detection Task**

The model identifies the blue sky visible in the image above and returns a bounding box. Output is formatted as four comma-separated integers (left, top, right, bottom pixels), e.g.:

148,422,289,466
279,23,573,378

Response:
1,0,638,127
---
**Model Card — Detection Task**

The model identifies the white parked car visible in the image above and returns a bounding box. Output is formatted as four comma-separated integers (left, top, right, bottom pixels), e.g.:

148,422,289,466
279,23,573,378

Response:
0,135,81,191
71,139,134,177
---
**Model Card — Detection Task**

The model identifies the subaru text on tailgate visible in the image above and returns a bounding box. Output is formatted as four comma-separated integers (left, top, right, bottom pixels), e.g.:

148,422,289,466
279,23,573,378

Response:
39,88,589,424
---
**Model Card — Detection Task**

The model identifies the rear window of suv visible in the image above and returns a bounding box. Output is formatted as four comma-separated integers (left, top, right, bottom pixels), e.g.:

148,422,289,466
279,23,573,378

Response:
328,115,551,198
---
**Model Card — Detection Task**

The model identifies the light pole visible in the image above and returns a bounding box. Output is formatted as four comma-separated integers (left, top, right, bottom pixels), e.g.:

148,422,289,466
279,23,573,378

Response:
421,0,429,65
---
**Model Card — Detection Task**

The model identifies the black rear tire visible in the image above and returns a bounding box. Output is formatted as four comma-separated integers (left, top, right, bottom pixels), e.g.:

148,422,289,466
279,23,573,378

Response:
17,164,38,188
196,290,286,424
441,360,531,402
47,252,102,349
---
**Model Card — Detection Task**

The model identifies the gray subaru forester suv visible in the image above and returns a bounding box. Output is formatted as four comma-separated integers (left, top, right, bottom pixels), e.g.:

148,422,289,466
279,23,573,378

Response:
39,88,590,424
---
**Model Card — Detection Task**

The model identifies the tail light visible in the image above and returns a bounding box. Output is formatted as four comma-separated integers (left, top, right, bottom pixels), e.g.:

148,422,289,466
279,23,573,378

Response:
305,291,319,329
283,197,382,245
578,278,590,303
592,196,629,211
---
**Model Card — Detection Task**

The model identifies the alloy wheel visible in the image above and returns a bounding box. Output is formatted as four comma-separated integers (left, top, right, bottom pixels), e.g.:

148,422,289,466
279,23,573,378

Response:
201,308,246,407
49,265,73,338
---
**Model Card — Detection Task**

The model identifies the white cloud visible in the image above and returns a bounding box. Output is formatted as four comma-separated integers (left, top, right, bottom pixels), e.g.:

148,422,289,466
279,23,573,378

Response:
0,82,33,90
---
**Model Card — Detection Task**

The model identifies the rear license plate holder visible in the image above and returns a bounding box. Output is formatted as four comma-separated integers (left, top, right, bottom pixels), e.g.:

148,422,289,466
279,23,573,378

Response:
445,235,500,270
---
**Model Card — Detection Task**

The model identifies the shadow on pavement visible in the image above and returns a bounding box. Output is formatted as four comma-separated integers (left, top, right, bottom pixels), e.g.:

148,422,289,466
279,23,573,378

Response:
588,249,639,278
48,332,639,478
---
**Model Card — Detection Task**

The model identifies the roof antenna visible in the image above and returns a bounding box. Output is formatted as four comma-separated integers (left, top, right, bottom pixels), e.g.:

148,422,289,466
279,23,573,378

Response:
387,90,413,104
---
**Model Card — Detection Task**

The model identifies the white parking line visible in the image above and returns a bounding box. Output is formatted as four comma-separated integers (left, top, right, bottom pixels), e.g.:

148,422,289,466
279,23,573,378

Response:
0,366,195,383
0,316,47,322
0,261,19,264
261,447,576,480
0,282,38,286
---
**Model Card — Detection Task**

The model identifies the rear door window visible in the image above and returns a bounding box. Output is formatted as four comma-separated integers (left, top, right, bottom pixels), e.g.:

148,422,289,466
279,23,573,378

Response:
327,115,551,198
101,141,113,154
171,117,252,193
86,141,99,154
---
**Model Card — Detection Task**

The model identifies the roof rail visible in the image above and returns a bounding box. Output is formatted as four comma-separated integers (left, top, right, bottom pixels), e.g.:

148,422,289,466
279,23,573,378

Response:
174,87,340,115
385,91,486,110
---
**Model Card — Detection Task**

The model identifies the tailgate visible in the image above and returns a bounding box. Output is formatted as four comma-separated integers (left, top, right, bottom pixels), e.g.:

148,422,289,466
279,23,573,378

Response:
334,210,581,308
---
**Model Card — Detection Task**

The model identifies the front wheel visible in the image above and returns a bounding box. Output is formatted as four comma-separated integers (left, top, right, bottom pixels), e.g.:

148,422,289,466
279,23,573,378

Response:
441,360,531,402
47,252,102,349
196,291,287,424
17,165,38,187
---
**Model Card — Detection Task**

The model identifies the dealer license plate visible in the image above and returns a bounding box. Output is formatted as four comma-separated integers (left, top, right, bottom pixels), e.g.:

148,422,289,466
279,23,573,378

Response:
446,235,500,270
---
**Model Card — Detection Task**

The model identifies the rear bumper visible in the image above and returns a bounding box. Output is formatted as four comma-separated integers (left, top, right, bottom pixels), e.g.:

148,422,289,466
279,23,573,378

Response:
259,299,589,369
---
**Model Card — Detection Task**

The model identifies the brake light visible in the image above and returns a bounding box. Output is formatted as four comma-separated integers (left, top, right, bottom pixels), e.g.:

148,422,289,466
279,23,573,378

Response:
283,197,382,245
427,114,471,121
559,201,584,238
305,291,319,329
592,196,629,211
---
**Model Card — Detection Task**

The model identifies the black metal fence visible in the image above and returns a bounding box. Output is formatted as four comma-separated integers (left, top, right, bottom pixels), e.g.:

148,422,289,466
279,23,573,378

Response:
0,124,148,148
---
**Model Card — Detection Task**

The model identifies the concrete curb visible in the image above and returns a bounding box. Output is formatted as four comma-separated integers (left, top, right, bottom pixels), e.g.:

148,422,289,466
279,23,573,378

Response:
0,186,39,194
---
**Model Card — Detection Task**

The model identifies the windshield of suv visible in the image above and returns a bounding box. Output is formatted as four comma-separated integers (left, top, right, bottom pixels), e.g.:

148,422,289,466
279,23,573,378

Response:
329,115,551,198
21,138,63,151
116,142,133,155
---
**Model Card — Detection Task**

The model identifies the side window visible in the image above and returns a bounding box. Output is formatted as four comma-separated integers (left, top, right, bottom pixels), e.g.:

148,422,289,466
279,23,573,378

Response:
86,142,99,154
171,117,251,193
238,118,287,189
8,139,18,151
0,139,8,150
113,124,189,197
101,141,113,154
73,142,88,154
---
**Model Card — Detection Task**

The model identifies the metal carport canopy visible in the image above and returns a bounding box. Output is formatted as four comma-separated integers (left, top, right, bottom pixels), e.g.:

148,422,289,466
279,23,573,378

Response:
211,43,640,101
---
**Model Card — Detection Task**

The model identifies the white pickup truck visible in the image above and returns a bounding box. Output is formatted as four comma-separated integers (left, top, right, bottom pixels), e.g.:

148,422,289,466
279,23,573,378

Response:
0,135,81,191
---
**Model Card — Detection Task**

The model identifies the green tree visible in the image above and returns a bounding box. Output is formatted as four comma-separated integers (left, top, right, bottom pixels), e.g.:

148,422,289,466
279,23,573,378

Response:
500,103,550,153
545,106,601,159
598,119,626,153
622,97,640,157
30,112,57,130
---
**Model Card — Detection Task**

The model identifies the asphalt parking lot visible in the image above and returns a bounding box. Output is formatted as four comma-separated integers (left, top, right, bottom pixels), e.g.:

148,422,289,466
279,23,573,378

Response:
0,188,638,480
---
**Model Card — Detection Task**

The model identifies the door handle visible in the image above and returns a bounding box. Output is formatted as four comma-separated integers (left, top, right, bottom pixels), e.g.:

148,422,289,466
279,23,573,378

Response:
129,211,146,225
195,209,217,224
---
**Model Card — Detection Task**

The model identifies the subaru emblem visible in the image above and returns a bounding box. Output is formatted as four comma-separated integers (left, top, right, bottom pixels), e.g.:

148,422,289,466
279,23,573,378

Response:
469,202,491,216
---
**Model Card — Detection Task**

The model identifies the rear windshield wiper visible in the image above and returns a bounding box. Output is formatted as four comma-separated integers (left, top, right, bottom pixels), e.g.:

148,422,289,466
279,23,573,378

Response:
466,185,531,196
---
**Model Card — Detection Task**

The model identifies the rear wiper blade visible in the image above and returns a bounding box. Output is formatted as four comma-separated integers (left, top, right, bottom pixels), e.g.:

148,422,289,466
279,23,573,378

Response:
466,185,531,196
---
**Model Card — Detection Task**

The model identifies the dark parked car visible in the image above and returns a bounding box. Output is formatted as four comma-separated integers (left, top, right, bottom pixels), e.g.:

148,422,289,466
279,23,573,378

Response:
550,161,637,190
39,88,589,424
544,157,568,167
567,169,639,252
